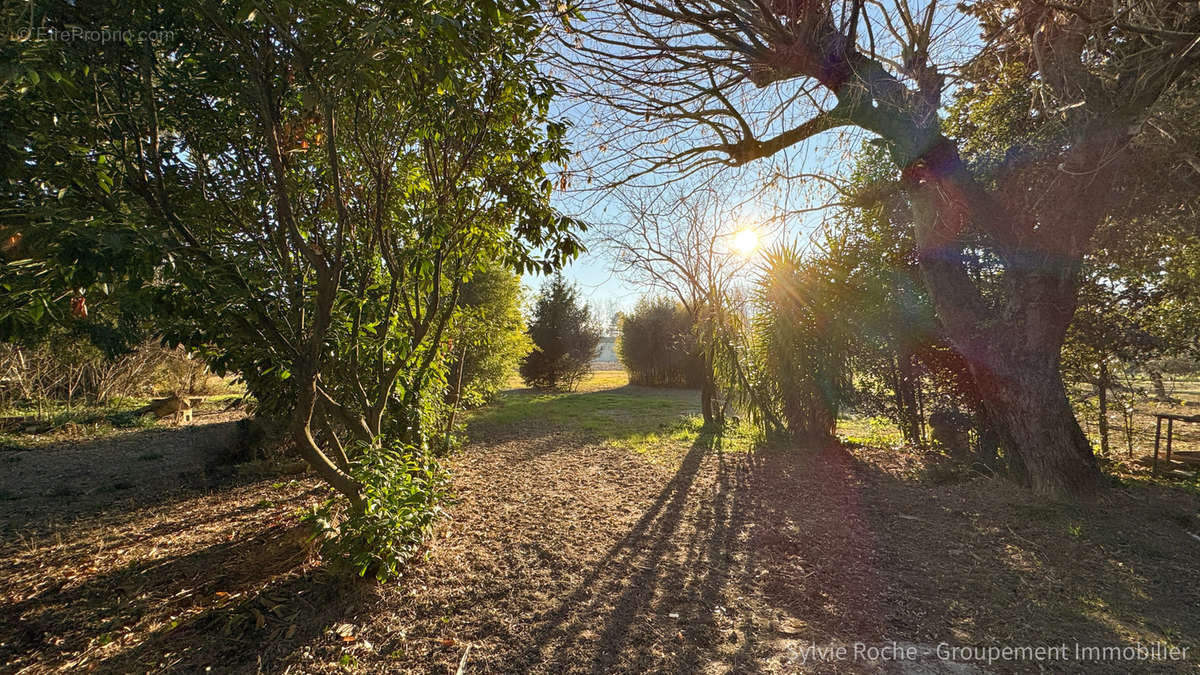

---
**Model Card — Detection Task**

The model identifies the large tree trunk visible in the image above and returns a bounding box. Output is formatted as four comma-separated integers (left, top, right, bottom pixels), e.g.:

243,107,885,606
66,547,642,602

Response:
968,343,1102,498
905,140,1104,500
916,258,1104,499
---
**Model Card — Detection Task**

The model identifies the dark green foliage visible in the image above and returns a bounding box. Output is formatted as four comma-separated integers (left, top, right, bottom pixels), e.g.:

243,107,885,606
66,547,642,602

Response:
3,0,584,575
830,145,937,444
825,144,991,448
749,241,854,442
304,441,449,582
617,297,702,387
520,274,601,390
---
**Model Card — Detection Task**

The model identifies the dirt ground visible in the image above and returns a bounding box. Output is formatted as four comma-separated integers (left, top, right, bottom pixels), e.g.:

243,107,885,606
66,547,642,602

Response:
1,380,1199,673
0,411,249,533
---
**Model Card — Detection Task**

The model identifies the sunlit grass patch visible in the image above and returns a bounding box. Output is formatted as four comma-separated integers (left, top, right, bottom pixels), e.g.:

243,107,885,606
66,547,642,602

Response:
838,415,904,448
609,415,706,460
472,370,761,460
609,414,762,462
0,397,160,448
573,369,630,392
468,389,694,435
467,370,699,444
0,397,150,424
499,368,631,393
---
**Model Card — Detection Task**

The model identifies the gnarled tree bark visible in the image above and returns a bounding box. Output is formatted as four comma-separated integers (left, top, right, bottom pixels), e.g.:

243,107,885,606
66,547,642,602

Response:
903,138,1105,498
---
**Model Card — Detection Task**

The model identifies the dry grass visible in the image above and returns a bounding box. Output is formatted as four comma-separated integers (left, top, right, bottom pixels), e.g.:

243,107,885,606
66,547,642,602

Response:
1077,378,1200,479
1,371,1198,673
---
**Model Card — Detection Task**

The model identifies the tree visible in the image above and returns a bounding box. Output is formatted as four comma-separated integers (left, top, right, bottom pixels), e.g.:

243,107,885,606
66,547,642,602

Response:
556,0,1200,498
750,240,855,442
597,184,760,422
828,143,1013,466
447,262,533,408
1060,190,1200,454
521,274,601,390
946,63,1200,457
617,297,703,386
1062,278,1159,456
5,0,582,575
828,144,936,446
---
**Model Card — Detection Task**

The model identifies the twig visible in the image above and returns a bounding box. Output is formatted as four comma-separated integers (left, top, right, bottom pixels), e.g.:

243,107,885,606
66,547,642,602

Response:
456,643,472,675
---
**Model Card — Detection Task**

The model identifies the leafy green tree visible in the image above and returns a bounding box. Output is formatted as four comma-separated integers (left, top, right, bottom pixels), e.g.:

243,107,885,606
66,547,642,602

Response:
1062,278,1160,456
828,144,1010,466
447,263,533,408
617,297,702,387
3,0,582,577
948,64,1200,459
825,145,935,446
1060,127,1200,453
1080,71,1200,401
520,274,601,390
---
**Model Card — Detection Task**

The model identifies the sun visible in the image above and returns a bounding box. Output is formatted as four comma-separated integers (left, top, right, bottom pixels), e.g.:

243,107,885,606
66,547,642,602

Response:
732,228,759,256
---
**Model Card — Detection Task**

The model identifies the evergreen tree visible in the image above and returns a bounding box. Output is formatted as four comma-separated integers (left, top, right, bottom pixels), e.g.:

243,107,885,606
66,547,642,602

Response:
520,274,601,390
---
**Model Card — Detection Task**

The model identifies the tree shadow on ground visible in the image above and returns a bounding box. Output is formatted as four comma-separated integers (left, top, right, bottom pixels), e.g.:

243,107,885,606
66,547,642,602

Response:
846,447,1200,673
0,419,278,538
10,394,1194,673
95,562,373,673
508,437,1199,673
510,432,890,673
517,426,739,672
0,495,361,674
2,507,377,673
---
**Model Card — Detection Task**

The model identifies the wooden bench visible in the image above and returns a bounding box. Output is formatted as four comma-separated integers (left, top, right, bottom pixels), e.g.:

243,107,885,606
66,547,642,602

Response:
1152,413,1200,478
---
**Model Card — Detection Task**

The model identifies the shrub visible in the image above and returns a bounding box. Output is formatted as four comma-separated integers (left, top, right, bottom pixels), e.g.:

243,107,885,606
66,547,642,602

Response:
304,440,450,582
617,298,703,387
750,242,854,442
520,274,602,390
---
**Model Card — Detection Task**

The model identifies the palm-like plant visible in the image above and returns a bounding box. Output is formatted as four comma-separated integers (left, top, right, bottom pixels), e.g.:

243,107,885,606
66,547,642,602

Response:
750,239,855,443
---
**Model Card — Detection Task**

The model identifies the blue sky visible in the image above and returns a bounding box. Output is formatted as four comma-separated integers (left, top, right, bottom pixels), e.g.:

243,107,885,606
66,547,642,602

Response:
539,129,856,319
532,0,982,316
